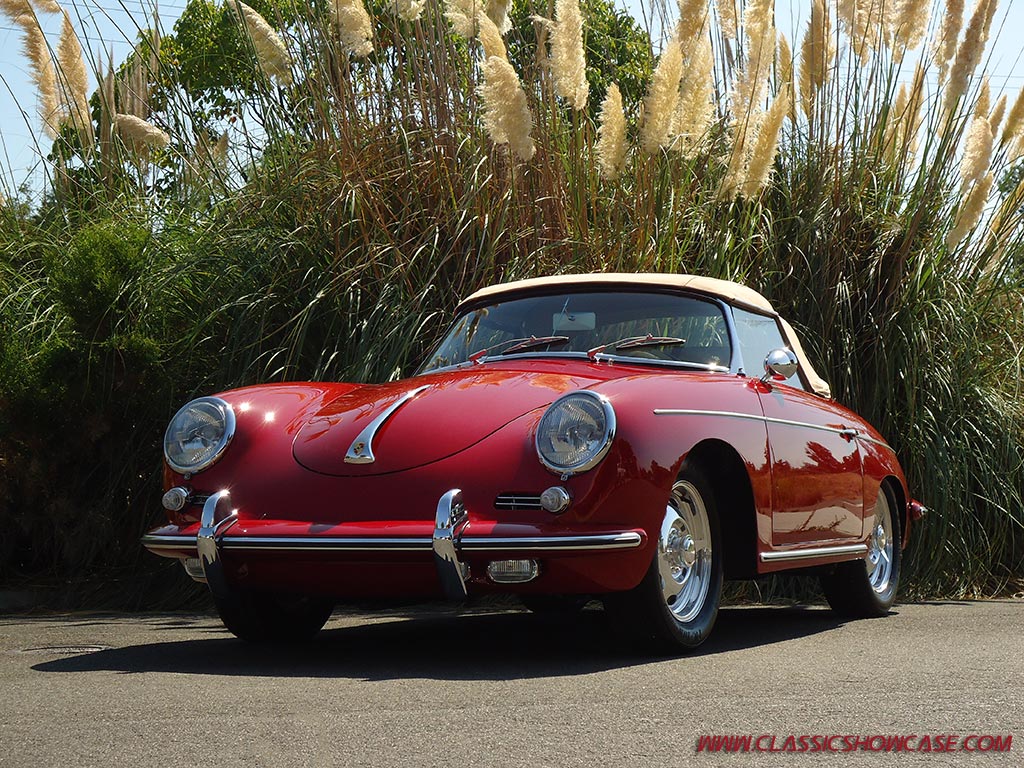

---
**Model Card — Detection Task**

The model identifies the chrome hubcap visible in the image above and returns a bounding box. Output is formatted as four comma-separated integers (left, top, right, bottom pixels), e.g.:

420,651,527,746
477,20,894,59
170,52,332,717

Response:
657,480,712,623
866,492,894,594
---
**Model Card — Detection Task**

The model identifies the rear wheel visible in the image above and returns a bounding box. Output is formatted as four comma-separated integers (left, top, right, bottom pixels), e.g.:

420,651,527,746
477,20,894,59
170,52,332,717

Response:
605,463,723,652
821,484,901,617
215,591,334,643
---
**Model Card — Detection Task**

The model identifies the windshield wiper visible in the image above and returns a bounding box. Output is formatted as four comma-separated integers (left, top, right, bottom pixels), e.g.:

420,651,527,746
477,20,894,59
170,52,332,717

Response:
468,335,570,364
587,335,687,361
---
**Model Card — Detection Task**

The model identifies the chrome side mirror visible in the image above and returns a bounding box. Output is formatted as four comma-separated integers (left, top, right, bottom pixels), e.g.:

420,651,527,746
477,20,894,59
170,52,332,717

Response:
762,348,799,383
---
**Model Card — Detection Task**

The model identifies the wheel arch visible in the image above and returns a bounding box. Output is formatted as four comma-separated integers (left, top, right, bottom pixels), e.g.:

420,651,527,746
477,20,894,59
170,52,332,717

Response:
684,439,759,580
880,475,908,547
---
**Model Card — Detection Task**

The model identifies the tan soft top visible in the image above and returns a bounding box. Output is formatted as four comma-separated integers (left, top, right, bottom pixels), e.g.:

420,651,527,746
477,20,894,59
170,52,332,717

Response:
461,272,777,314
459,272,832,398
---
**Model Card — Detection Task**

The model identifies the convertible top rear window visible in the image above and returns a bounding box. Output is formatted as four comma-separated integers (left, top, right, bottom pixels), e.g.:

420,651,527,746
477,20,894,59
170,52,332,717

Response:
421,291,731,372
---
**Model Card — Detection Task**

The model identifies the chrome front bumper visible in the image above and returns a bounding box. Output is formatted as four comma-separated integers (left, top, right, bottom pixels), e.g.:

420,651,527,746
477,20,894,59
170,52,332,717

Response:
142,487,645,602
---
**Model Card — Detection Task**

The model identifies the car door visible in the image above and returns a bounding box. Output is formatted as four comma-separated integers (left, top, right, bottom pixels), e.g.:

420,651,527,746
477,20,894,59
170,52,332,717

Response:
731,308,864,547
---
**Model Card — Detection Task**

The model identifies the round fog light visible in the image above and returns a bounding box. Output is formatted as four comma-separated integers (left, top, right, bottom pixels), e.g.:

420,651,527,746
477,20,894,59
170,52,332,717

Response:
487,559,540,584
162,487,190,512
540,486,571,514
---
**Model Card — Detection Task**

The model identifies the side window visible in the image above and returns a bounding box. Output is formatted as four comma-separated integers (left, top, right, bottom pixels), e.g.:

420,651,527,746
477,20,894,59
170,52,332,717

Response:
732,308,805,390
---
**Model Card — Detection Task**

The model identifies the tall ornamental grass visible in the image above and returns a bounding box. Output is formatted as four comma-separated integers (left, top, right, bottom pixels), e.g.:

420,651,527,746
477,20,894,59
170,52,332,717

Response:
0,0,1021,605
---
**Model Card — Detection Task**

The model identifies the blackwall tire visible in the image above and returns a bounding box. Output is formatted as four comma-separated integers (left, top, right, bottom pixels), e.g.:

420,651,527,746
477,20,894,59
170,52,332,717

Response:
215,591,334,643
821,484,901,618
605,462,723,653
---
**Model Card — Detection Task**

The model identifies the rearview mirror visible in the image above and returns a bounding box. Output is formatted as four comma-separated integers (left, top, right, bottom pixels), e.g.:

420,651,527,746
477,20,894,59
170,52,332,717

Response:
552,312,596,331
761,348,799,382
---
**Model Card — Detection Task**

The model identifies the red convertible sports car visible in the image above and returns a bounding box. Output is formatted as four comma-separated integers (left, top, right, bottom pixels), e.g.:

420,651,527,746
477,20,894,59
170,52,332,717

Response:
143,273,924,650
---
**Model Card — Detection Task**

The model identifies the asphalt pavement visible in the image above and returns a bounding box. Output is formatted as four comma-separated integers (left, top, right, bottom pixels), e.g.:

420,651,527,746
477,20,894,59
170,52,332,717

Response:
1,600,1021,767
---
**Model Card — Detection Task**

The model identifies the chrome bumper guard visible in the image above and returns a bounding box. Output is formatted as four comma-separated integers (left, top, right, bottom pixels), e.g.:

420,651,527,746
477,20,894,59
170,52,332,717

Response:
196,489,237,605
433,489,471,600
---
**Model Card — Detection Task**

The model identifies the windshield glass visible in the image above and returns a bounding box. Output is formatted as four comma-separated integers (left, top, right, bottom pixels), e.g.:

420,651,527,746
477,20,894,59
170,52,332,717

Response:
420,291,732,373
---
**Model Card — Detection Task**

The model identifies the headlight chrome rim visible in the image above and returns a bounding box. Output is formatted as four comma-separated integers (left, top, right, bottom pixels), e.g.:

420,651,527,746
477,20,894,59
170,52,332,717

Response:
163,396,236,475
535,390,616,477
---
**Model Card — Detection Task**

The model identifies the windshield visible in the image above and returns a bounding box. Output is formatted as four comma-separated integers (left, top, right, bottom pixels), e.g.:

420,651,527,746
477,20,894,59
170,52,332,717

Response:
420,291,732,373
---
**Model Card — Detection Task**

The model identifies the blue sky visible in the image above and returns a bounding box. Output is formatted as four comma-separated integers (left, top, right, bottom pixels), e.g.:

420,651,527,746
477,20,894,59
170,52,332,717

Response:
1,0,1023,191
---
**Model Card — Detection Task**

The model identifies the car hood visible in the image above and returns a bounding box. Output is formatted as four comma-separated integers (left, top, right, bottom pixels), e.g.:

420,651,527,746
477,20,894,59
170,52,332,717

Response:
292,366,603,476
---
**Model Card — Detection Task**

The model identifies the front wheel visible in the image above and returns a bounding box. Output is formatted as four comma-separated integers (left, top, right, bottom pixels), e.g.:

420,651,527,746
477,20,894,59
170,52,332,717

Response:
605,463,723,652
821,484,901,617
215,590,334,643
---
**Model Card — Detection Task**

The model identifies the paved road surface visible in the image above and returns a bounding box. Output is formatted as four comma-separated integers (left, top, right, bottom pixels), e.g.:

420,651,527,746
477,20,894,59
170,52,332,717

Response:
1,601,1021,767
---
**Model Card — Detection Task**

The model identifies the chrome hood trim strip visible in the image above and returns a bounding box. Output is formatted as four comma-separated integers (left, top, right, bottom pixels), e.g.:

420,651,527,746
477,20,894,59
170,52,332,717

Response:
344,385,430,464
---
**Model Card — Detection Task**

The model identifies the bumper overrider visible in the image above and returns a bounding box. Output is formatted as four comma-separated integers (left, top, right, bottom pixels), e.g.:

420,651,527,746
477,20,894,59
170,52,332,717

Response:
141,488,646,602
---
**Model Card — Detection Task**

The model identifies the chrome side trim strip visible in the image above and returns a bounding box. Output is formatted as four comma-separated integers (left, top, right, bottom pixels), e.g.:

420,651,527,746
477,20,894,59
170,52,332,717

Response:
344,385,430,465
653,408,894,451
460,532,643,551
760,543,868,562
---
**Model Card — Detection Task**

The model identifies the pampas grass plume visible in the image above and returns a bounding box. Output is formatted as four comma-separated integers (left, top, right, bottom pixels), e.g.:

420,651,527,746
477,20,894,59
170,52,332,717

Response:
17,15,63,137
58,10,92,144
777,33,793,90
945,0,996,113
389,0,424,22
989,93,1007,134
960,115,993,191
329,0,373,59
999,87,1024,147
549,0,588,110
715,0,737,41
596,83,627,179
640,36,683,154
479,56,535,161
733,0,774,126
947,172,994,249
799,0,833,117
476,10,506,60
974,78,990,119
890,0,930,53
237,1,294,79
115,112,170,152
935,0,965,81
485,0,511,34
677,0,707,46
672,33,715,154
740,90,789,198
777,33,797,122
0,0,33,18
445,0,480,37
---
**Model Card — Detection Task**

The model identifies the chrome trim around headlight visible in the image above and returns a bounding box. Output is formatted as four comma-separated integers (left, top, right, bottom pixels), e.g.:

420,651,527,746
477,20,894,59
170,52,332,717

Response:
535,390,616,478
163,396,236,475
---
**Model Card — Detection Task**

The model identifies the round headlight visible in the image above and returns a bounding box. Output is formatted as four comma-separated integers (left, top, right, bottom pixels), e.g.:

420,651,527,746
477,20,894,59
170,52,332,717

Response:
163,397,236,474
535,391,615,476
